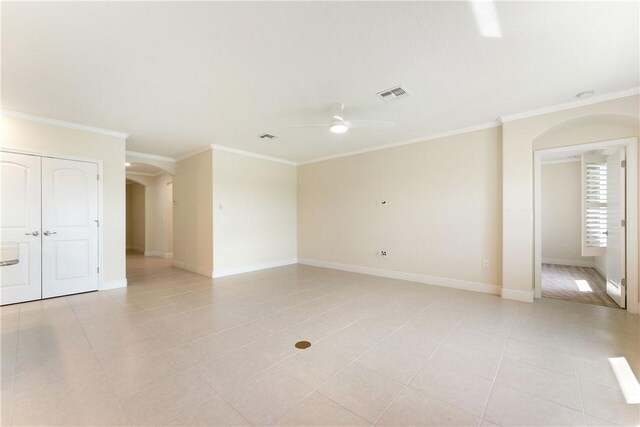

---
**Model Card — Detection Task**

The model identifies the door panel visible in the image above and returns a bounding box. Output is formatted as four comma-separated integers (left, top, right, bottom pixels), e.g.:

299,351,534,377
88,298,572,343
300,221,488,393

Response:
606,148,626,308
42,157,98,298
0,152,42,305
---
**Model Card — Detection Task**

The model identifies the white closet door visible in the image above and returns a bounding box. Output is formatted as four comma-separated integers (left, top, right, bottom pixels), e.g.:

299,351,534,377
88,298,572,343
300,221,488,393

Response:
0,152,42,305
42,157,98,298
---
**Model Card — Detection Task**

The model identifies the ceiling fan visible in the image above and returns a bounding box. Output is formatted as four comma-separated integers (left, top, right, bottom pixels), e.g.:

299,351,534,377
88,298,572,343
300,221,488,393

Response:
287,102,395,134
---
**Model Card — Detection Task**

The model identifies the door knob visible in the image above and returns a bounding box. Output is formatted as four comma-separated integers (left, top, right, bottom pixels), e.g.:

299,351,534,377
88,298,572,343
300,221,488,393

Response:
25,231,40,236
43,231,57,236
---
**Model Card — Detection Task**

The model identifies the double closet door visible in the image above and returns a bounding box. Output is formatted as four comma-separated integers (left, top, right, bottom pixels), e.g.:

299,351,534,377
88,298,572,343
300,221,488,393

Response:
1,152,99,305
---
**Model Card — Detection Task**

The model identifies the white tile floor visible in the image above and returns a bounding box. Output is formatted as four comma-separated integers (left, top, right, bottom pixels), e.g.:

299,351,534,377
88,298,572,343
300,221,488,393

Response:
1,257,638,426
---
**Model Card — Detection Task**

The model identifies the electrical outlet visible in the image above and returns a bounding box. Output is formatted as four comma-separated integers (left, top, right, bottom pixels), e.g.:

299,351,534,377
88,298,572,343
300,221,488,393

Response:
377,200,388,207
482,259,490,269
378,250,388,257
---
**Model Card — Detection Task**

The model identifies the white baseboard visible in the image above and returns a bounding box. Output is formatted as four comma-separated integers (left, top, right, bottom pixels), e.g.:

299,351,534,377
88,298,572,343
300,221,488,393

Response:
594,264,607,279
541,258,595,268
144,250,173,259
501,288,534,303
100,278,127,290
172,259,212,277
298,258,500,296
213,259,298,278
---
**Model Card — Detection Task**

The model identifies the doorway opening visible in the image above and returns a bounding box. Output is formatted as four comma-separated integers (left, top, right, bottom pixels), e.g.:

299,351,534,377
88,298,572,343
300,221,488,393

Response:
534,138,638,312
125,162,174,280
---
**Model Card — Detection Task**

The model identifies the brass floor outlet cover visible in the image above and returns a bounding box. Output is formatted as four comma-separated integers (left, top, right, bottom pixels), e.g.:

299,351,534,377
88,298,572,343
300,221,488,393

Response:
295,341,311,349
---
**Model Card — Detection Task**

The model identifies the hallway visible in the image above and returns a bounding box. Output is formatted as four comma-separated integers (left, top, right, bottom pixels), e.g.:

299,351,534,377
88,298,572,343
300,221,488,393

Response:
542,263,619,308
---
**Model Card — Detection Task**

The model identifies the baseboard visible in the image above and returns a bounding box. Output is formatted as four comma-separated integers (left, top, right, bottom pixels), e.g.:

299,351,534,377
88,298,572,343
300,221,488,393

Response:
172,259,212,277
129,246,145,253
501,288,534,303
298,258,500,296
144,250,173,259
541,258,595,268
213,259,298,278
100,278,127,290
594,264,607,279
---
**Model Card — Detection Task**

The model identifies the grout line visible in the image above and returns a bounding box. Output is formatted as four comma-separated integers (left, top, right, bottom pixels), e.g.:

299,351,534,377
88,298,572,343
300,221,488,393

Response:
67,296,134,426
369,309,470,426
7,305,22,427
570,337,589,426
272,295,447,425
96,275,385,400
475,302,520,426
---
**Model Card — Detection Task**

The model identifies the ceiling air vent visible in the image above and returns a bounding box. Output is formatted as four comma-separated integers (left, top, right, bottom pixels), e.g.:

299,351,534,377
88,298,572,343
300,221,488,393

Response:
377,85,409,102
258,133,277,140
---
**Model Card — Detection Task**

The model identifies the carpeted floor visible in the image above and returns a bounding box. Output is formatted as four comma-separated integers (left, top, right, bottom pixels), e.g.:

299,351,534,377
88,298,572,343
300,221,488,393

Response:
541,263,619,308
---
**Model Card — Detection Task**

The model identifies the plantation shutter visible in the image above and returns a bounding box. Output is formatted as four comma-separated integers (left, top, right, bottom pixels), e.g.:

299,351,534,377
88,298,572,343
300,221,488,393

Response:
581,154,607,256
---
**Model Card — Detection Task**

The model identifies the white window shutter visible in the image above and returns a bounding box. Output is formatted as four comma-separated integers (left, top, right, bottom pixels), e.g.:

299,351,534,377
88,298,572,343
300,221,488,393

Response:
581,153,607,256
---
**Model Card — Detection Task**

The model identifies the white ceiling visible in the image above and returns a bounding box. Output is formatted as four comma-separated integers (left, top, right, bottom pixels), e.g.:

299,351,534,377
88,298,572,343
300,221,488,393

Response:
2,2,638,163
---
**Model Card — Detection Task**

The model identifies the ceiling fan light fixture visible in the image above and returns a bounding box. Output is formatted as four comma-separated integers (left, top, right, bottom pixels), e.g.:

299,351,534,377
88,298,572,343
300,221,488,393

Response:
330,123,348,134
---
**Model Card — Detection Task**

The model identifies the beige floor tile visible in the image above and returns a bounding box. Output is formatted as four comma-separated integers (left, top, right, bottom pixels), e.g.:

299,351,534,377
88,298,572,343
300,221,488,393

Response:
4,255,638,427
274,391,369,426
318,363,405,423
195,348,273,392
279,344,356,388
580,379,640,426
504,338,576,375
104,348,198,396
424,341,503,380
410,365,493,416
574,355,622,390
358,331,440,383
495,357,583,411
218,367,314,425
11,381,129,426
12,350,105,401
484,383,585,426
167,394,250,426
120,370,216,426
376,387,479,426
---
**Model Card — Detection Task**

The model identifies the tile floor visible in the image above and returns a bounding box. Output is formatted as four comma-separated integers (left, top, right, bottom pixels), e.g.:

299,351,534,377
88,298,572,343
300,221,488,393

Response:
1,256,638,426
542,263,619,308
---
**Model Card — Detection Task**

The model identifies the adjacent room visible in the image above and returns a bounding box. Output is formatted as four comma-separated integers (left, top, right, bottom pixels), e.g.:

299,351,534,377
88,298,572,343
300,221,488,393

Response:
1,2,639,426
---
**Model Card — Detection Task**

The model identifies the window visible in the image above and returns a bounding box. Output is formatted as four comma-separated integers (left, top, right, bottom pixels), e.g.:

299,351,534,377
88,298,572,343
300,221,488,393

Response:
582,154,607,256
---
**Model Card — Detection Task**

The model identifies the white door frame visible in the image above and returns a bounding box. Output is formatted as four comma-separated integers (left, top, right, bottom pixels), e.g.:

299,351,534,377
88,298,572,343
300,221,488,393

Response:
0,148,106,292
533,137,639,314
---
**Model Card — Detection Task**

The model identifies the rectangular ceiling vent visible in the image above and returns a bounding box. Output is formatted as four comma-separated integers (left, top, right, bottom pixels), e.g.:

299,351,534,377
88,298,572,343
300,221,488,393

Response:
258,133,277,140
377,85,409,102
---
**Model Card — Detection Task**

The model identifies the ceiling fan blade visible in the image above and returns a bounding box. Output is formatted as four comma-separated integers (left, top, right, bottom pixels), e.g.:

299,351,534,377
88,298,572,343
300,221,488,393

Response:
347,120,395,128
284,124,331,128
330,102,345,121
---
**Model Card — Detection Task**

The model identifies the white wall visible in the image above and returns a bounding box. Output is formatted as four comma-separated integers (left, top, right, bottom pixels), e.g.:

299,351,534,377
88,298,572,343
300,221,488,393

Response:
298,126,502,292
147,173,173,258
1,115,127,288
173,149,213,276
541,161,594,267
213,148,297,277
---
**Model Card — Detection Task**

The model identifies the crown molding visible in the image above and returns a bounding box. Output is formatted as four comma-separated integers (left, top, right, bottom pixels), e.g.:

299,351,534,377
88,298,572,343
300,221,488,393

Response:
1,109,129,139
126,150,175,163
298,120,501,165
126,171,159,177
498,87,639,123
210,144,297,166
175,145,213,162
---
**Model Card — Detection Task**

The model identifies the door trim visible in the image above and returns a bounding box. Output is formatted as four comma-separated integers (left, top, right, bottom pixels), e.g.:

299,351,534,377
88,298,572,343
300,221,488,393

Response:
0,148,107,292
533,137,638,313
